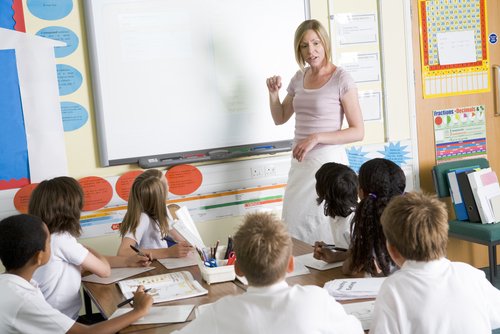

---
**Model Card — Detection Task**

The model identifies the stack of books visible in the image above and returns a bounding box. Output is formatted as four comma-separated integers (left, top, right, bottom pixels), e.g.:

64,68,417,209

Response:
447,167,500,224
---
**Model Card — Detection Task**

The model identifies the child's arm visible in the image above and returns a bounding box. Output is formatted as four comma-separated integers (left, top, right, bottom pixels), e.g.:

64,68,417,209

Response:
67,286,153,334
341,251,365,278
81,247,111,277
313,241,348,263
104,254,152,268
117,236,192,259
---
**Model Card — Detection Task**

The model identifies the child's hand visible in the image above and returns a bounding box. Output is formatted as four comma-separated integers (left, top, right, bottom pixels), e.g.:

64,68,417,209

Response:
126,253,153,267
132,285,153,315
167,241,193,258
313,241,337,263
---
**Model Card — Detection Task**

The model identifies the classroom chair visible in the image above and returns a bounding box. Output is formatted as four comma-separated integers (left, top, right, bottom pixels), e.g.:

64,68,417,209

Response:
432,157,500,282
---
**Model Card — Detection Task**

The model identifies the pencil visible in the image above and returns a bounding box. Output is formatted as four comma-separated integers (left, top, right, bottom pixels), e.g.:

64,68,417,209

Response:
130,244,152,261
312,244,348,252
116,288,152,308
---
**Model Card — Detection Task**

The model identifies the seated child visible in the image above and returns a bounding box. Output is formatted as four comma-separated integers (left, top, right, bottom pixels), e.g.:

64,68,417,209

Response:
370,192,500,333
28,176,152,319
313,162,358,263
117,169,192,259
0,214,152,334
173,212,364,334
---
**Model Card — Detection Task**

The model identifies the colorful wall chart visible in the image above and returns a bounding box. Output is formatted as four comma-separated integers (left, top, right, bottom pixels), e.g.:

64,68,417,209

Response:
433,105,487,163
418,0,490,98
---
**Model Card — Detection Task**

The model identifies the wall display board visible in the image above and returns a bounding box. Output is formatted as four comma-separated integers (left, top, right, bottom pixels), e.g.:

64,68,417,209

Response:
418,0,490,98
84,0,308,167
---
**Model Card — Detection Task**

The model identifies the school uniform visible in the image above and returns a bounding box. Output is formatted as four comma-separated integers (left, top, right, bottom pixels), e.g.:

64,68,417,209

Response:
123,212,167,249
330,211,354,249
172,280,363,334
33,232,89,319
0,274,75,333
370,258,500,334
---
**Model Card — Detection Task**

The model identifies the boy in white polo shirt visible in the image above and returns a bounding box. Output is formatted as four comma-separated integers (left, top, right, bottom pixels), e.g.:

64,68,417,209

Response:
0,214,153,334
174,212,363,334
370,192,500,334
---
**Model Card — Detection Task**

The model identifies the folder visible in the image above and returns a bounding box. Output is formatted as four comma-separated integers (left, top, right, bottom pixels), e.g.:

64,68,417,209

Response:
467,169,500,224
447,171,469,220
456,171,481,223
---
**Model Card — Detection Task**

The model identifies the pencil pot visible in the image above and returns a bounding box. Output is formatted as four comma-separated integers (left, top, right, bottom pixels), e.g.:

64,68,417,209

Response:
197,246,236,285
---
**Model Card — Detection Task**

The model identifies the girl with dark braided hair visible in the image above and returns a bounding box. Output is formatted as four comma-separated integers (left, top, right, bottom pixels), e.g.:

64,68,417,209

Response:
345,158,406,277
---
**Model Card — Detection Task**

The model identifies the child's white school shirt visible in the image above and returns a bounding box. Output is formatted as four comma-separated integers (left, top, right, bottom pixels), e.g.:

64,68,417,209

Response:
0,274,75,333
33,232,88,319
330,211,354,250
123,212,167,249
370,258,500,334
172,280,363,334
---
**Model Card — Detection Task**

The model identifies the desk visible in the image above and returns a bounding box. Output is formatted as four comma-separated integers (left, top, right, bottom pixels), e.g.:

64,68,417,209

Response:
83,238,356,333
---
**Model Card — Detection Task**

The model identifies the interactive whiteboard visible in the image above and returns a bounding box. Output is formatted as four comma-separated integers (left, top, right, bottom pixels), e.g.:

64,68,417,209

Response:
84,0,307,166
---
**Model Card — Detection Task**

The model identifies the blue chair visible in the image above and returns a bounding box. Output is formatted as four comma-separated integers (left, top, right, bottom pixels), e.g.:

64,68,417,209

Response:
432,158,500,282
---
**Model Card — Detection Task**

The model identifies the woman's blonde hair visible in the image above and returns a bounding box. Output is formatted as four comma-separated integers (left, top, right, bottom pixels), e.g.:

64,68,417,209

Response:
119,169,169,238
233,212,292,286
293,19,332,70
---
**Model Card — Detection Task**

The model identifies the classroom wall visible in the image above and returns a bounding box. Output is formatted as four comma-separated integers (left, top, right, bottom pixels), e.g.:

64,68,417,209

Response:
6,0,410,255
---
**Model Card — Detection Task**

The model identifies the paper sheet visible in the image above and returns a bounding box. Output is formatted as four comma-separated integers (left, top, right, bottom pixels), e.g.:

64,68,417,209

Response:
158,251,198,269
110,305,195,324
342,300,375,331
118,271,208,303
294,253,343,271
172,206,206,250
82,267,155,284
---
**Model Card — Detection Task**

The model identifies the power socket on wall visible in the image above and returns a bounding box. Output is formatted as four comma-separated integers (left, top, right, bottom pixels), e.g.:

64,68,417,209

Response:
250,165,277,178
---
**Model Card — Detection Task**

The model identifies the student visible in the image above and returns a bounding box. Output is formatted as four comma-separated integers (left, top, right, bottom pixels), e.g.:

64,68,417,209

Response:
370,192,500,333
117,169,192,259
316,158,405,277
172,212,364,334
313,162,358,263
28,176,152,319
0,214,153,334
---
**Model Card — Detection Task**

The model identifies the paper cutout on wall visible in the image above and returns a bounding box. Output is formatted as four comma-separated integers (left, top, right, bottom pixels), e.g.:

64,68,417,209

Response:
79,176,113,211
0,0,15,30
116,170,143,202
346,146,370,173
0,49,30,190
56,64,82,95
13,183,38,213
36,26,79,58
378,142,411,166
166,165,203,196
61,101,88,131
12,0,25,32
27,0,73,20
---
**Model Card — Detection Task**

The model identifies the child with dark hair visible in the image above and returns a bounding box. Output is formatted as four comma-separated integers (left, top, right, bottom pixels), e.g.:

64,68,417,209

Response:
313,162,358,263
28,176,152,319
347,158,406,277
0,214,152,334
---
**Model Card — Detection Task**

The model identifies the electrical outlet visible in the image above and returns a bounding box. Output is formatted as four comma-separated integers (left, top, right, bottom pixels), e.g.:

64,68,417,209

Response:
251,167,262,178
251,165,276,178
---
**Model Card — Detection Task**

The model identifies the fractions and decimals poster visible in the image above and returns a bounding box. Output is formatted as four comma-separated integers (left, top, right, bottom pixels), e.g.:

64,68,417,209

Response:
418,0,490,98
433,105,487,163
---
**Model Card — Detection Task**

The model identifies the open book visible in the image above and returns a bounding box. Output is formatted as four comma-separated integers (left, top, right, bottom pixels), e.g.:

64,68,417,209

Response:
117,271,208,304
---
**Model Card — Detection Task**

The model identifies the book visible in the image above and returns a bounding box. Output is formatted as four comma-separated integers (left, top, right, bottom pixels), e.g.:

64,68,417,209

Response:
117,271,208,304
456,171,481,223
294,253,343,271
467,168,500,224
81,267,155,284
323,277,386,300
110,305,195,324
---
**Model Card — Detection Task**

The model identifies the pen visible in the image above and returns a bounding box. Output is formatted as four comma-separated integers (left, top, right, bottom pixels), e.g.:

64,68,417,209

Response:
116,288,152,308
213,240,220,259
130,245,152,261
313,244,348,252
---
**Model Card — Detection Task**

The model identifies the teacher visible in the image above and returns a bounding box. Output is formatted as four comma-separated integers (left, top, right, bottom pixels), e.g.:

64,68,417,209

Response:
266,19,364,244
